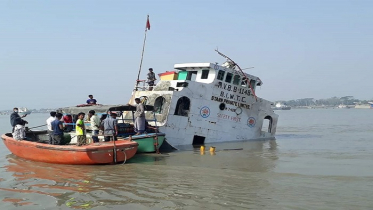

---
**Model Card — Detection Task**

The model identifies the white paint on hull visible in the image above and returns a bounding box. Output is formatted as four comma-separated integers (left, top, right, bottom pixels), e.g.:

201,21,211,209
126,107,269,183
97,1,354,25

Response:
126,62,278,146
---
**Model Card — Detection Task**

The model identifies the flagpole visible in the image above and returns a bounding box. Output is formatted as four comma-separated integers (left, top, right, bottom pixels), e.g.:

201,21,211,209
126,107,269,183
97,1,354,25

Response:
136,15,150,91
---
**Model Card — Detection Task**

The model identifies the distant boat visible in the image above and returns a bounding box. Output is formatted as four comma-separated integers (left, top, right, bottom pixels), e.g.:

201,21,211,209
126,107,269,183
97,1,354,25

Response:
272,103,291,110
354,104,370,109
337,104,351,109
18,107,32,116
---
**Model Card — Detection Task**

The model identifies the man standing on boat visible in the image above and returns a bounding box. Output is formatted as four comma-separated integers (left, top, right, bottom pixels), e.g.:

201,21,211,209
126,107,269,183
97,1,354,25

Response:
10,107,28,140
86,95,97,104
147,68,156,91
130,98,146,135
102,112,118,142
51,113,64,145
46,111,56,144
76,112,87,146
88,110,100,143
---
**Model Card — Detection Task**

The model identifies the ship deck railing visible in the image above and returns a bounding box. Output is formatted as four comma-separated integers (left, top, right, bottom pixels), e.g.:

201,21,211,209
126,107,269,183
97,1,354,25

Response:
134,80,153,91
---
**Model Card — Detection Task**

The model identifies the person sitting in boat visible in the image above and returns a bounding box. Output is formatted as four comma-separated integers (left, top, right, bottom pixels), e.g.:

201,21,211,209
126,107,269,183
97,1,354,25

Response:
88,110,100,143
10,107,28,140
46,111,57,144
128,98,146,135
51,113,64,145
102,112,118,142
63,114,73,132
145,120,158,133
76,112,87,146
146,68,157,91
86,95,97,104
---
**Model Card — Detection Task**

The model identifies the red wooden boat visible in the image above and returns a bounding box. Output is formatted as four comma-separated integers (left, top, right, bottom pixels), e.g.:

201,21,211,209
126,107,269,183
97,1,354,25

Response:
1,133,138,165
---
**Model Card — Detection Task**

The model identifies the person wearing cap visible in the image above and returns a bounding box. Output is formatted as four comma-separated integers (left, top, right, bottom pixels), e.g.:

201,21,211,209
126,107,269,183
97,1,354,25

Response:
88,110,100,143
10,107,28,140
102,112,118,142
146,68,156,91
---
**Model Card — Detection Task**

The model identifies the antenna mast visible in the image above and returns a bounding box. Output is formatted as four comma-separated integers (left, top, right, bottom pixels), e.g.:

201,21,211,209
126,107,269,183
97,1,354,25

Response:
215,49,258,101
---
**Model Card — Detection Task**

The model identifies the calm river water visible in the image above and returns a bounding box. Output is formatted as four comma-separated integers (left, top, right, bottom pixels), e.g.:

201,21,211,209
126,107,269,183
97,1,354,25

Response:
0,109,372,210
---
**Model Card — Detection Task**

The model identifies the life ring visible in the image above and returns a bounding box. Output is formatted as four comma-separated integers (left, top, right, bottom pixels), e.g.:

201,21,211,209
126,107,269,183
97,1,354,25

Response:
235,107,243,115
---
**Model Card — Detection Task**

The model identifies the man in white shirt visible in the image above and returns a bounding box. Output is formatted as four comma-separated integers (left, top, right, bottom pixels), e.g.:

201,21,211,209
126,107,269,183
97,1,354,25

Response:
46,111,57,144
88,110,100,143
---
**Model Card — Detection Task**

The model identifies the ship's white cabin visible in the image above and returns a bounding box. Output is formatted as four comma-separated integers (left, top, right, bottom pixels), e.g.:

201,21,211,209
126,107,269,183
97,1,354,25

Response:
147,62,263,93
129,62,278,146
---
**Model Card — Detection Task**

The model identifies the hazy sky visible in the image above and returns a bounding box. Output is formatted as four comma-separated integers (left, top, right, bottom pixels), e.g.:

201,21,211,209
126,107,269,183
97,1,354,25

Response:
1,0,372,110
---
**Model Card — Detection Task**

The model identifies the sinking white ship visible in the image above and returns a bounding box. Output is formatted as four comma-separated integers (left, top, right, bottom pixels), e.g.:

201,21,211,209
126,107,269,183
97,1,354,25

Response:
125,51,278,146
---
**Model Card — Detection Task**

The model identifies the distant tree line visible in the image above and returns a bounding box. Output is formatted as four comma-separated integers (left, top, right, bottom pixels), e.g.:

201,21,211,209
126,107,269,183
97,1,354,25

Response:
276,96,372,107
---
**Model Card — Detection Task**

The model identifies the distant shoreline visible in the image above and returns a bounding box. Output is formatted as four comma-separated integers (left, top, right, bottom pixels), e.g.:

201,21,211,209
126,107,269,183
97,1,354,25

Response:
0,109,56,115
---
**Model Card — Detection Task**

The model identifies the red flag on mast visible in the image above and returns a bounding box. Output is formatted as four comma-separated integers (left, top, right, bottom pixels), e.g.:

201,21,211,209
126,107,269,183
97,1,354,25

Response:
146,15,150,30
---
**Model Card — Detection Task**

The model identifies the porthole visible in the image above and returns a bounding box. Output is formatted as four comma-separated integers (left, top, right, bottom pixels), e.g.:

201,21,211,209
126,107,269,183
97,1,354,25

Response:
219,103,226,110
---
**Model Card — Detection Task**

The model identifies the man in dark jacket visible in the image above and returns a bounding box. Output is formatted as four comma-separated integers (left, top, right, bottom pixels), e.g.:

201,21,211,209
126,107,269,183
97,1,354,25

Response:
146,68,157,91
10,107,28,140
10,108,27,130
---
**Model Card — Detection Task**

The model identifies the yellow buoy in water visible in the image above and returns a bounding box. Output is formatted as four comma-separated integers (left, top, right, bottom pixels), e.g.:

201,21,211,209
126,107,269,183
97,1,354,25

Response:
209,146,216,153
200,145,205,152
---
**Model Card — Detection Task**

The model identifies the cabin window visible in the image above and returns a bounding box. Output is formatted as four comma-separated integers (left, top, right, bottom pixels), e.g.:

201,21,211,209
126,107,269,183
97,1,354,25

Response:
250,79,256,89
217,70,225,80
176,82,188,87
186,71,198,81
241,78,248,87
174,96,190,117
201,69,209,79
154,96,166,114
233,75,241,85
225,73,233,83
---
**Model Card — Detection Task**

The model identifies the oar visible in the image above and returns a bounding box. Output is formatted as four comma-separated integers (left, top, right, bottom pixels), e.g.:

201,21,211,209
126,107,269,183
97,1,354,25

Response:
28,124,47,129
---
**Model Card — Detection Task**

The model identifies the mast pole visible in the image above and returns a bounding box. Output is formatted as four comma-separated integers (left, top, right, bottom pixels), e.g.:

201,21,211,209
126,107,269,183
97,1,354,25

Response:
136,15,150,91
